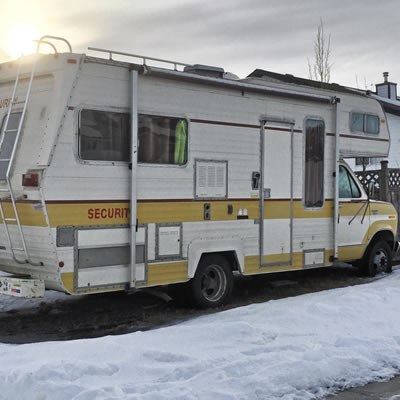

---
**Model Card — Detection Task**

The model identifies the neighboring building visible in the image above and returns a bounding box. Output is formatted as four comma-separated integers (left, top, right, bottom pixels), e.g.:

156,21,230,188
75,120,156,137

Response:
350,72,400,171
243,69,400,172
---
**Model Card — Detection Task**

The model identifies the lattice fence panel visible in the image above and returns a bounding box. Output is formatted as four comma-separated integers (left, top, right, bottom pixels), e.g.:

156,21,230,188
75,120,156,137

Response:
354,170,380,200
389,169,400,189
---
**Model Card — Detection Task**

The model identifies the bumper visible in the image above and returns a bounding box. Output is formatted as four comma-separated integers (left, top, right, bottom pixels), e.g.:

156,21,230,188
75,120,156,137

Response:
0,276,45,298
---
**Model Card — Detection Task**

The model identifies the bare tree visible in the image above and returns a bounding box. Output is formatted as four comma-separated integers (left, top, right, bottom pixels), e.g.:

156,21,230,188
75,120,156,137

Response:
308,19,332,83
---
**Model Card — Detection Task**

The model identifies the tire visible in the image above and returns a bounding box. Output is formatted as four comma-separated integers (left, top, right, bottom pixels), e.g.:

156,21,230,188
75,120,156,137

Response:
365,240,393,277
190,254,233,309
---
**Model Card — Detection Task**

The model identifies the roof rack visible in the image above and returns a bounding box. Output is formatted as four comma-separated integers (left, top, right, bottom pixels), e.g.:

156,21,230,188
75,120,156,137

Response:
88,47,192,71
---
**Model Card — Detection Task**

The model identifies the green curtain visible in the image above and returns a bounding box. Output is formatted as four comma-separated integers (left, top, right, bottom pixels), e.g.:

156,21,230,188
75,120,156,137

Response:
174,120,187,164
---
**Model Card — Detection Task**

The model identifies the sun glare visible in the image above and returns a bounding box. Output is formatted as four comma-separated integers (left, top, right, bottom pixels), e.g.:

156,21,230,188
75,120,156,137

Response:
7,24,40,58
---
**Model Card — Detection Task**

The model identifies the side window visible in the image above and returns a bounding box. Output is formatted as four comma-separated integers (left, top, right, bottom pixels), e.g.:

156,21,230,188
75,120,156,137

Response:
351,113,364,132
138,115,188,165
339,166,361,198
304,119,325,208
350,112,379,134
78,109,130,162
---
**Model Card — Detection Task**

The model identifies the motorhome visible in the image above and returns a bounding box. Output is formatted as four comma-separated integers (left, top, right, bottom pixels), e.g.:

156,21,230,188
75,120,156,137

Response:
0,36,397,307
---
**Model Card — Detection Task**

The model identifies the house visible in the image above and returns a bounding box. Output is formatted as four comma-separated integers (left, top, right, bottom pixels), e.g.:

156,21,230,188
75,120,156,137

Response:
351,72,400,170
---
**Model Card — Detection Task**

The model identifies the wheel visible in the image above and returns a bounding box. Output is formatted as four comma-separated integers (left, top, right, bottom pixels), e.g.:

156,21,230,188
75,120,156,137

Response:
190,254,233,309
365,240,392,277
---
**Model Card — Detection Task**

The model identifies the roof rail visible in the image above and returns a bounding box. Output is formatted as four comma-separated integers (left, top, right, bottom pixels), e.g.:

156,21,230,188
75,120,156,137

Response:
35,36,72,54
88,47,192,71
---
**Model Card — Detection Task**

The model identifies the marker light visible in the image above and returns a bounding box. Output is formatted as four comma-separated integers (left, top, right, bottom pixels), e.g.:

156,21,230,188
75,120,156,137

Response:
22,173,39,187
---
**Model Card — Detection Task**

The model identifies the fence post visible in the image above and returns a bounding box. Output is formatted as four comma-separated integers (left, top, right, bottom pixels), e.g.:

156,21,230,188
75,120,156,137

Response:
380,160,389,201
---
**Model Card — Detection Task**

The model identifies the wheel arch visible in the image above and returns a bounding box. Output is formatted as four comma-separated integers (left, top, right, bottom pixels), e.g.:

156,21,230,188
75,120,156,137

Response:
366,229,395,253
187,238,244,279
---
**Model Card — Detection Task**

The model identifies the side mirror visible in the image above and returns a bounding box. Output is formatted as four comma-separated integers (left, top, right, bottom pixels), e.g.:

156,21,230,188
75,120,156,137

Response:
368,182,375,199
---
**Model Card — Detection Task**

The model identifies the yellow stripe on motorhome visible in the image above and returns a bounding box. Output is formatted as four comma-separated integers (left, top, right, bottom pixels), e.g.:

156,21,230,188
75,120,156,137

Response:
244,250,334,275
1,199,335,227
61,262,188,294
2,199,395,227
141,261,188,287
0,202,47,226
337,245,366,261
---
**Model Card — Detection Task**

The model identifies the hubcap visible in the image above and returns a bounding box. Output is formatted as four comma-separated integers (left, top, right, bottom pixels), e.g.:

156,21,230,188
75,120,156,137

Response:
372,248,388,273
200,264,227,302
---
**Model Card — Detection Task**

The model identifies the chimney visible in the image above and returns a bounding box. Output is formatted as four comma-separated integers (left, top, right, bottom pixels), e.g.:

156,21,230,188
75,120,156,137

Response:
376,72,397,100
383,72,389,83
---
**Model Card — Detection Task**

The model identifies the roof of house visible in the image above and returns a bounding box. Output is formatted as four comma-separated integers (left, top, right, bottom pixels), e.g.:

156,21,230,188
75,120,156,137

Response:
246,69,364,96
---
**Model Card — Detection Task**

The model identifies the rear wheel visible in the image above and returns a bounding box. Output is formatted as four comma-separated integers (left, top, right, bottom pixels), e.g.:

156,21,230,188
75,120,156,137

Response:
364,240,392,277
190,254,233,309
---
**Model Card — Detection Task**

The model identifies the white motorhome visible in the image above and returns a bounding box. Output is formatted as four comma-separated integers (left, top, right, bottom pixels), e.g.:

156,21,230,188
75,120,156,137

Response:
0,37,397,307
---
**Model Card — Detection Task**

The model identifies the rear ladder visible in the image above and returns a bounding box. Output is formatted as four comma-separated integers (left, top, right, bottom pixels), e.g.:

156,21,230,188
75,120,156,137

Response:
0,55,38,264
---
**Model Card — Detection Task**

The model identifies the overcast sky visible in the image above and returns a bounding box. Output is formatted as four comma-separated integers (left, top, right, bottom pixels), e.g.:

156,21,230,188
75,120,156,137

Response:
0,0,399,89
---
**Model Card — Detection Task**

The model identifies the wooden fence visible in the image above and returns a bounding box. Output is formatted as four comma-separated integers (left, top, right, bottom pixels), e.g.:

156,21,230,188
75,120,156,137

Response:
354,160,400,236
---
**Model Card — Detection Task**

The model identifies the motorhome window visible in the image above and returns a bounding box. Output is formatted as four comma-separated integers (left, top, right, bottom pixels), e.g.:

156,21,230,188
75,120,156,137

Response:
304,119,324,208
351,113,364,132
350,113,379,134
138,115,187,165
339,166,361,198
0,112,23,180
79,110,130,161
0,112,22,134
366,115,379,134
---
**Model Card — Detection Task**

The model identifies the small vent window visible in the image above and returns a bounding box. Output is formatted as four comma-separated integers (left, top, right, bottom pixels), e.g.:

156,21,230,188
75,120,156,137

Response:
138,115,188,165
79,109,130,161
350,112,379,134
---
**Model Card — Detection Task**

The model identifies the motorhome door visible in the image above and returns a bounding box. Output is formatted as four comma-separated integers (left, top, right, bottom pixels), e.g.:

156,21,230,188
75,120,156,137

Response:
259,118,294,268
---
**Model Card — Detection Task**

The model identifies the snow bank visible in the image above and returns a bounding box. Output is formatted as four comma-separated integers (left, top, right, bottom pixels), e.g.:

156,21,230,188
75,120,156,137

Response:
1,271,400,399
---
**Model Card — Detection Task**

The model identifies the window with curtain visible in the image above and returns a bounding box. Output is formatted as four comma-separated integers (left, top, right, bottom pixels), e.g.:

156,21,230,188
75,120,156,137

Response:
138,115,188,165
304,119,325,208
79,109,130,161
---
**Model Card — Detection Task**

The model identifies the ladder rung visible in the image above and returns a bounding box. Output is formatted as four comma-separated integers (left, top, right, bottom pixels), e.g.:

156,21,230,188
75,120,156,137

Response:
0,159,10,162
4,218,17,222
4,129,17,133
0,188,9,192
11,247,24,252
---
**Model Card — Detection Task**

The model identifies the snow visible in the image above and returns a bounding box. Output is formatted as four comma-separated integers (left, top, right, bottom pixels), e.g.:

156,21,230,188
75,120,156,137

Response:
2,271,400,399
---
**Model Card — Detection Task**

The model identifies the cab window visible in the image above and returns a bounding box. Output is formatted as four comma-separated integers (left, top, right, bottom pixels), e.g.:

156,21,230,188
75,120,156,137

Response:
339,166,361,198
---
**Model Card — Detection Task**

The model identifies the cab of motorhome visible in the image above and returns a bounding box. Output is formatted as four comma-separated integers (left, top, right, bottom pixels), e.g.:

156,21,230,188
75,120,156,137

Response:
0,36,396,306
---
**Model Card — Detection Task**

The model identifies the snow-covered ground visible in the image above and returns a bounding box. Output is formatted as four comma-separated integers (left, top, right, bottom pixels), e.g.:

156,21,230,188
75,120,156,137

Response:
1,271,400,399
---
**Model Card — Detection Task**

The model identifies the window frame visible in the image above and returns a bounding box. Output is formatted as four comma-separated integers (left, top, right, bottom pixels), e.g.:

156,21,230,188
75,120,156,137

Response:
137,112,189,168
303,117,326,210
75,106,131,166
350,112,380,134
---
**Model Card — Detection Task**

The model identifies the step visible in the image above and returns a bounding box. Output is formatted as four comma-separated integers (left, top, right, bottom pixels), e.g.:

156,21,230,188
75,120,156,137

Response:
11,247,24,252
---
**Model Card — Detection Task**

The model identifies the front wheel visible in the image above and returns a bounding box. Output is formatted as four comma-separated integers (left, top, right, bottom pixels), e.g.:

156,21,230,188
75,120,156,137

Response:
190,254,233,309
365,240,392,277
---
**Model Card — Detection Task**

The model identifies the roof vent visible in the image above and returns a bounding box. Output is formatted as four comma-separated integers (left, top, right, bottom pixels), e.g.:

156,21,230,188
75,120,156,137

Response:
184,64,225,78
